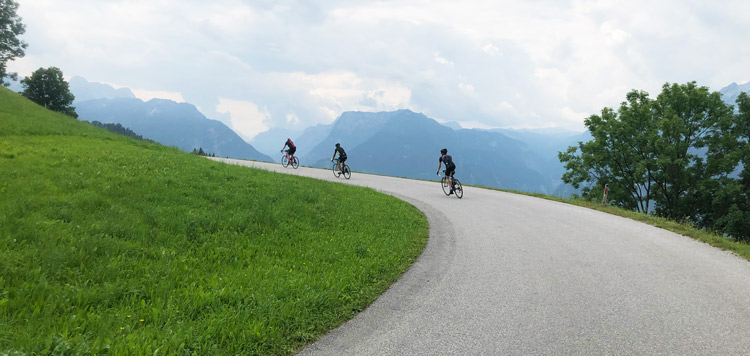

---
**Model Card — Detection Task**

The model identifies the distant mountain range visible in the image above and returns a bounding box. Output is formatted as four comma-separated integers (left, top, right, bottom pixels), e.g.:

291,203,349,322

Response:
60,77,747,196
76,98,272,162
249,127,303,161
70,76,136,102
720,82,750,108
70,78,272,162
293,109,582,194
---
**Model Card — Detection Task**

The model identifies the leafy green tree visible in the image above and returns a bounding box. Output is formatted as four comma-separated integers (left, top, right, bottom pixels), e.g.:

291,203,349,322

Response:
559,90,656,213
713,92,750,241
650,82,735,222
0,0,28,86
21,67,78,118
560,82,739,232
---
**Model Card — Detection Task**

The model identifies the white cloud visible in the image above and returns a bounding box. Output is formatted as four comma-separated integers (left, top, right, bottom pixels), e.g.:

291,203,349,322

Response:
600,22,631,46
434,53,454,66
363,87,412,109
458,83,475,95
266,70,412,123
8,0,750,133
482,44,502,57
560,106,589,125
216,98,270,140
497,101,514,112
131,89,185,103
286,113,300,125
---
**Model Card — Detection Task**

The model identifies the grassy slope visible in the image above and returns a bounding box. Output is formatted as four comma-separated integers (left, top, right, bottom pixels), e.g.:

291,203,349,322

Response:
0,88,428,355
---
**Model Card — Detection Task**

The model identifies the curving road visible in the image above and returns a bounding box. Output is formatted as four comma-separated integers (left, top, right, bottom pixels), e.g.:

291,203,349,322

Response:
212,158,750,355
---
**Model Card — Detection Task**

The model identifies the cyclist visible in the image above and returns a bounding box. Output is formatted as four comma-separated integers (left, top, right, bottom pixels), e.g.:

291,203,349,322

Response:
436,148,456,195
281,138,296,163
331,143,347,172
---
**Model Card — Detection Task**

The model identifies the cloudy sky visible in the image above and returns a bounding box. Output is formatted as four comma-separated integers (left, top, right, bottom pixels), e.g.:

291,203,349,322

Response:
8,0,750,139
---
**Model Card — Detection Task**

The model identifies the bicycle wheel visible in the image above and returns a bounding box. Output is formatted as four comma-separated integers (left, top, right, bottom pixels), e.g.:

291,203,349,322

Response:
454,179,463,199
332,162,341,178
441,176,450,195
343,165,351,179
292,156,299,169
281,155,289,167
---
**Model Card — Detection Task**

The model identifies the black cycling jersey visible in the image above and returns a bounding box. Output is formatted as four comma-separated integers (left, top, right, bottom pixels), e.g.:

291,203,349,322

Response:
440,154,454,166
335,146,346,157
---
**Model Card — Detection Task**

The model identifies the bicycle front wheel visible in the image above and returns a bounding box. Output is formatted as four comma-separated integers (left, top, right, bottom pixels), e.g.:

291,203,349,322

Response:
292,156,299,169
343,165,351,179
281,155,289,167
441,176,450,195
332,162,341,178
454,179,463,199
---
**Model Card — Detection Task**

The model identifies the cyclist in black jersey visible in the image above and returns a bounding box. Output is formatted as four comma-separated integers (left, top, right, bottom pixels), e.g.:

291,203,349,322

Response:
437,148,457,195
331,143,347,172
281,138,296,163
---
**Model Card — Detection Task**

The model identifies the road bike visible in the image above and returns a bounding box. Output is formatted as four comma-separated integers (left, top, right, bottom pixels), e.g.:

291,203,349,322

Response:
332,158,351,179
281,152,299,169
440,170,463,198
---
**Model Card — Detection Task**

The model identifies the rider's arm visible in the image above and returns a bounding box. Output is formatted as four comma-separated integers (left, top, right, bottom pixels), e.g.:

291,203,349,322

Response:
436,160,442,174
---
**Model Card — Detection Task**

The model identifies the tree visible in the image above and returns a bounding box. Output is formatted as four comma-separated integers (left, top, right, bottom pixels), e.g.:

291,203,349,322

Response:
713,92,750,241
559,90,657,213
21,67,78,118
650,82,735,222
0,0,28,86
559,82,738,230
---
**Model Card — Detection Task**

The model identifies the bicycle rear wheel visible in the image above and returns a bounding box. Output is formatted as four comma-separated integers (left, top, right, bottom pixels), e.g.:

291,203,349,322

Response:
343,165,351,179
454,179,463,199
292,156,299,169
281,155,289,167
332,162,341,178
441,176,450,195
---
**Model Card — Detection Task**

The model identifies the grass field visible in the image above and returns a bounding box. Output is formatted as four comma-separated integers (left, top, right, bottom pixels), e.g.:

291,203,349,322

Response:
0,88,429,355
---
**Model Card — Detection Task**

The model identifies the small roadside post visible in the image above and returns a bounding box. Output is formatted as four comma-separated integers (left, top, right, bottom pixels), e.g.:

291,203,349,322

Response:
602,183,609,206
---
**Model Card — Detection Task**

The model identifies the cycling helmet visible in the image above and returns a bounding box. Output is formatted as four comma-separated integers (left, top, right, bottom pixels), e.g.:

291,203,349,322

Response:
335,143,340,147
441,148,448,155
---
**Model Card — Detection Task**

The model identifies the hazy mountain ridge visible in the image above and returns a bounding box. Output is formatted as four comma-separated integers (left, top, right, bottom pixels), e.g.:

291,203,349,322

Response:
293,123,333,158
66,77,747,194
305,110,412,165
302,109,558,193
69,77,271,161
75,98,272,162
250,127,303,159
720,82,750,109
70,76,135,102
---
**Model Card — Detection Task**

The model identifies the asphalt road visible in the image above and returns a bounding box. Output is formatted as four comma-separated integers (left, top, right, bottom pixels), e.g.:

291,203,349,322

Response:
212,158,750,355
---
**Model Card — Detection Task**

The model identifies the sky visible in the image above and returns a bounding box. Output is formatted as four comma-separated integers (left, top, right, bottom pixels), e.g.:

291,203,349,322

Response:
8,0,750,139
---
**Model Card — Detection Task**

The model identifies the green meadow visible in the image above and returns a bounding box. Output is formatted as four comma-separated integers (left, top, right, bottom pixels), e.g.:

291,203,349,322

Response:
0,88,428,355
